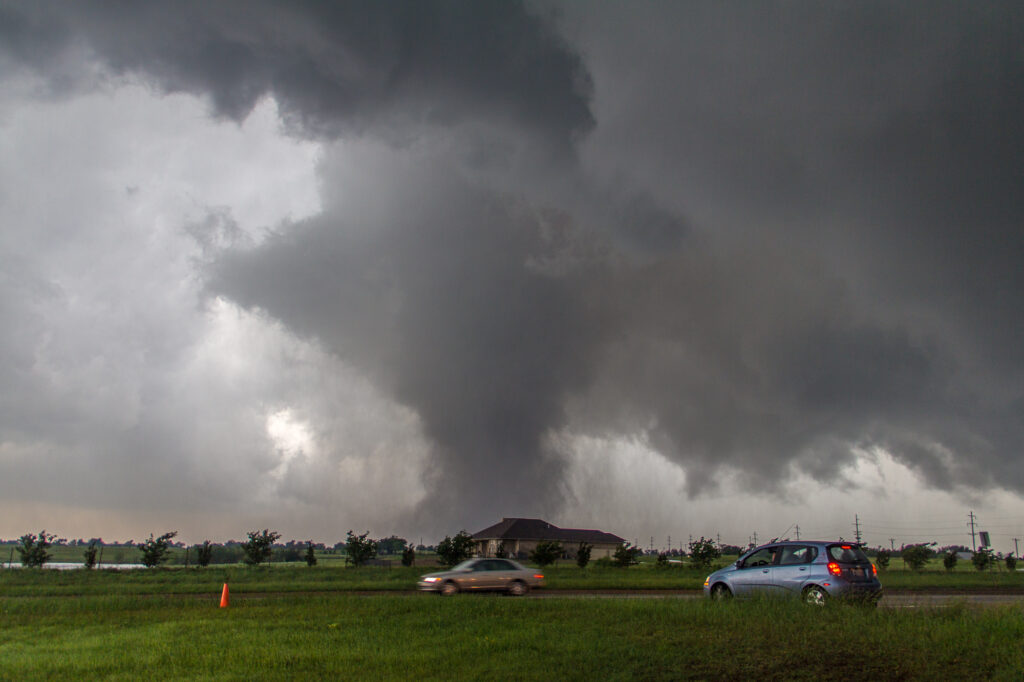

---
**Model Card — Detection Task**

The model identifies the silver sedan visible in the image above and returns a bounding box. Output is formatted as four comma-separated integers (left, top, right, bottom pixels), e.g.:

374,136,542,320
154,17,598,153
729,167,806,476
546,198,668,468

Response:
418,558,545,596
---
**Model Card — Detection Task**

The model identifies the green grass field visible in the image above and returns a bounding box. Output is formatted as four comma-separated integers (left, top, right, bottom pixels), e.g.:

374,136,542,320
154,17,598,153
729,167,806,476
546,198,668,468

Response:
3,557,1023,597
3,592,1023,679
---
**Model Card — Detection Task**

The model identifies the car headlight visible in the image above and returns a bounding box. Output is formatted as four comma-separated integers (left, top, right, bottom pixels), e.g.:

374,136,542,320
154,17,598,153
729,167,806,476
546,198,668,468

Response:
422,577,440,583
704,577,710,587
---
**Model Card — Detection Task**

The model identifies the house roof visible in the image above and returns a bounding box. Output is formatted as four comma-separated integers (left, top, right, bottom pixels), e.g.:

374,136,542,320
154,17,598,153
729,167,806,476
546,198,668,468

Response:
472,518,624,545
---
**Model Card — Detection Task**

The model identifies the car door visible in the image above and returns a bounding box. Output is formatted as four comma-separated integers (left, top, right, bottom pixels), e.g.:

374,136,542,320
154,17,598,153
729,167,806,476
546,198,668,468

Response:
772,545,817,596
729,546,778,597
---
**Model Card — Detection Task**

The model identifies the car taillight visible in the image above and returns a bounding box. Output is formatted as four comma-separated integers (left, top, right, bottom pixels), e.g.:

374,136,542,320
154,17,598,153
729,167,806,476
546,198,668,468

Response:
872,563,877,576
827,562,842,576
534,574,544,579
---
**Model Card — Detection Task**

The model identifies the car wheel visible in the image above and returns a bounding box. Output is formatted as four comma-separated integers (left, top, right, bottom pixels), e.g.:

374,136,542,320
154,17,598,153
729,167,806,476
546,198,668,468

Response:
803,585,828,606
440,581,459,596
710,584,732,601
507,580,528,597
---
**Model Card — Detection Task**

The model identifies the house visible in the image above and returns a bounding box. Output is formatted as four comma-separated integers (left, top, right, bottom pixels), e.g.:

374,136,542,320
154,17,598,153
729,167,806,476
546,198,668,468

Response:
472,517,625,560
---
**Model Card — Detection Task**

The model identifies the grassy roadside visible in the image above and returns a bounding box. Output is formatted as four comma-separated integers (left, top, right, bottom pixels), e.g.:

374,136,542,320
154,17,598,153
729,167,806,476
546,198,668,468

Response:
3,562,1023,597
2,592,1023,679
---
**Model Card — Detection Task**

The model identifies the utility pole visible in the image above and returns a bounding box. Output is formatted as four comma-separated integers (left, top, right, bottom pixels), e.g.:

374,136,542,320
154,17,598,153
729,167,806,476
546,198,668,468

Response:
667,535,671,553
889,538,896,551
795,525,801,541
716,533,721,546
752,531,758,546
968,511,978,551
854,514,862,544
1014,538,1019,558
650,536,654,553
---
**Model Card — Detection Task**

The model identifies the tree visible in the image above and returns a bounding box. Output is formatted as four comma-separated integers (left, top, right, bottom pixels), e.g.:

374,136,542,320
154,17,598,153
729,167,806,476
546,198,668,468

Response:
344,530,378,567
17,530,55,568
875,549,891,570
901,544,932,571
495,541,509,559
1006,555,1017,571
304,541,318,567
656,552,670,568
942,550,958,572
138,531,178,568
195,541,213,567
401,543,416,567
376,535,408,555
576,541,593,569
613,542,642,568
530,540,563,567
972,547,995,571
83,541,99,570
688,536,721,571
436,530,476,567
242,529,281,566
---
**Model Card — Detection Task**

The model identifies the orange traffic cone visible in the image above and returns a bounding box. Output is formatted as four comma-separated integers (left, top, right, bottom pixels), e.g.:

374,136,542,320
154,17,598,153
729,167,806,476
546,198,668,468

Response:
219,583,229,608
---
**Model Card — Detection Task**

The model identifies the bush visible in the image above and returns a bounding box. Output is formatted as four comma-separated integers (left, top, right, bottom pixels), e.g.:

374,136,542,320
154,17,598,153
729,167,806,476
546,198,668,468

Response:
613,543,642,568
576,542,593,569
17,530,55,568
688,537,721,571
436,531,475,567
138,531,178,568
943,550,958,572
875,549,890,570
901,545,932,571
83,541,98,569
242,529,281,566
1005,555,1017,571
304,542,317,567
195,541,213,567
344,530,378,567
401,544,415,567
530,540,563,567
972,548,995,571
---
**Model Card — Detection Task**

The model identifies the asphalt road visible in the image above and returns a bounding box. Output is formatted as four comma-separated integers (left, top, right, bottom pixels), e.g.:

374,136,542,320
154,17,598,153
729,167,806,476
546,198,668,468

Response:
525,590,1024,608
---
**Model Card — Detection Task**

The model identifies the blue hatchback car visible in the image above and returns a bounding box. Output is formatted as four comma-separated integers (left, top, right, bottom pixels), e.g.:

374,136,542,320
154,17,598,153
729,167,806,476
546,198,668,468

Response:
703,541,882,605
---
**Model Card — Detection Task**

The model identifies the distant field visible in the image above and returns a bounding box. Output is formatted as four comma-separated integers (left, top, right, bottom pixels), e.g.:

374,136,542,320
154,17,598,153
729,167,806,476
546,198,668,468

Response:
3,592,1023,679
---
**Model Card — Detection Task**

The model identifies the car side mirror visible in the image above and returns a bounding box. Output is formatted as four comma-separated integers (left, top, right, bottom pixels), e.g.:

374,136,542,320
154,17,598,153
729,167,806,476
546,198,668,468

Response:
735,560,743,568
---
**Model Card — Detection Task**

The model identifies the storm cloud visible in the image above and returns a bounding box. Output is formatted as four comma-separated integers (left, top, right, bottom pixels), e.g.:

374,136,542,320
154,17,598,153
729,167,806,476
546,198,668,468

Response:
1,1,1022,539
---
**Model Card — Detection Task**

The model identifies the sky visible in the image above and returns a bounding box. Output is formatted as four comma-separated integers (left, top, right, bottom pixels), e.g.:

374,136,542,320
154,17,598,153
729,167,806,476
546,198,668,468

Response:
1,1,1023,552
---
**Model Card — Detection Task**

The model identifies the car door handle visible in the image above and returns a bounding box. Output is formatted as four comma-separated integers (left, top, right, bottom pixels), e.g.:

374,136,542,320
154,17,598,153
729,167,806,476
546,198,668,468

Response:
799,567,807,571
762,569,769,573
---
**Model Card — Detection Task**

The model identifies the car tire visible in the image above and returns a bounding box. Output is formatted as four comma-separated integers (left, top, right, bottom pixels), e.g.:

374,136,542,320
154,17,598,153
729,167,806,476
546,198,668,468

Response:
710,584,732,601
440,581,459,596
507,580,528,597
803,585,828,606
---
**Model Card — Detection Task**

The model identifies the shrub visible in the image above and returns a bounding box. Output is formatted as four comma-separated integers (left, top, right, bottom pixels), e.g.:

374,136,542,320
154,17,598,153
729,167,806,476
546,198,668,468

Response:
401,544,416,567
495,541,509,559
875,549,890,570
901,545,932,571
530,540,563,567
972,548,994,571
576,541,593,569
242,529,281,566
17,531,55,568
83,541,98,569
436,531,475,567
138,531,178,568
943,550,958,572
195,541,213,567
688,537,721,571
613,543,642,568
1005,555,1017,571
344,530,378,567
304,541,317,567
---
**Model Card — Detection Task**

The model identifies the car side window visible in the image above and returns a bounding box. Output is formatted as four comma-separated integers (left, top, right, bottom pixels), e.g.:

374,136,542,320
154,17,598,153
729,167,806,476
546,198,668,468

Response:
493,560,515,571
779,546,815,565
742,547,777,567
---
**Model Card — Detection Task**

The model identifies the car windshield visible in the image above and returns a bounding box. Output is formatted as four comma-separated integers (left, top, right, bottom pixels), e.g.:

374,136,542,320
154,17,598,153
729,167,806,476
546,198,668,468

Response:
828,545,870,563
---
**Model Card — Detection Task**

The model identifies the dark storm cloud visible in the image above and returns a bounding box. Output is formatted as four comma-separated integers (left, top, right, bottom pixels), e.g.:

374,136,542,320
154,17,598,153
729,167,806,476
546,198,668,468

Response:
5,0,1023,529
0,0,593,146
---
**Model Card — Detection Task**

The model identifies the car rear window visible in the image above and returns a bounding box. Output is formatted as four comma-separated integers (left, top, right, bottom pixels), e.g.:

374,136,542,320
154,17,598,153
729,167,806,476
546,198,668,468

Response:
828,545,869,563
